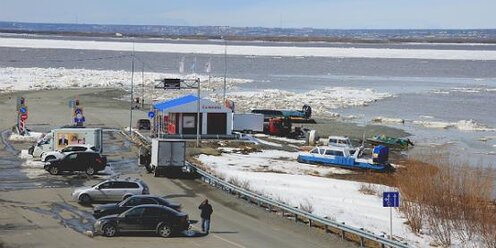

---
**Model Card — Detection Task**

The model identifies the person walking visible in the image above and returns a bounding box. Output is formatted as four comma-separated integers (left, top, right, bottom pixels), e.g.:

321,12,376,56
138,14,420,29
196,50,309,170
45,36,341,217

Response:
198,199,213,234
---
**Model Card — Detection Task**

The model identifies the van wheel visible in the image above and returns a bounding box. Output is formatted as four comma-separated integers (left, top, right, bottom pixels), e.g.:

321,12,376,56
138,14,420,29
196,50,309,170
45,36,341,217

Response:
157,224,172,238
85,167,95,176
48,166,60,175
79,194,92,204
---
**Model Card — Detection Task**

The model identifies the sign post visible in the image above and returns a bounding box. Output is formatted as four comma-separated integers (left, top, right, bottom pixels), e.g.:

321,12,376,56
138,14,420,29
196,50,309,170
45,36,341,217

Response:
383,191,400,241
16,97,28,135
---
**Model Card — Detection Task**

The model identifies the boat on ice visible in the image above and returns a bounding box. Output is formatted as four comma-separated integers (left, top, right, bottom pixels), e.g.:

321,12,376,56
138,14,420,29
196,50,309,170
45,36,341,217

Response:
367,135,414,149
297,145,390,172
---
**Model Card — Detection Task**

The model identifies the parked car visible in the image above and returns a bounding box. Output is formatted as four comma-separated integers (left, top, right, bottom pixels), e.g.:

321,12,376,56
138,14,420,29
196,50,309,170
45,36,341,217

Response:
72,179,150,204
41,144,98,162
44,151,107,176
93,195,181,218
94,205,190,238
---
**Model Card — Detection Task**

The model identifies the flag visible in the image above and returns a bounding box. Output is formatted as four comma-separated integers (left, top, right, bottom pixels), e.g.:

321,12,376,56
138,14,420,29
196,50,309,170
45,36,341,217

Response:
190,57,197,73
205,58,212,74
179,57,185,74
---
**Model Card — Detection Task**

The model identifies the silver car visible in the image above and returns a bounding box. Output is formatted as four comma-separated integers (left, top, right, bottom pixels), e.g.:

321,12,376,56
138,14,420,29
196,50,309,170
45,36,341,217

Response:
72,179,150,204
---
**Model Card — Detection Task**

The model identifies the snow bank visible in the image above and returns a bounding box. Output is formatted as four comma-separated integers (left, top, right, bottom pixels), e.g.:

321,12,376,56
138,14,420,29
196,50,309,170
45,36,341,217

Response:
225,87,392,117
433,86,496,94
8,131,43,142
413,119,495,131
198,151,430,247
198,149,351,176
2,37,496,60
372,116,405,124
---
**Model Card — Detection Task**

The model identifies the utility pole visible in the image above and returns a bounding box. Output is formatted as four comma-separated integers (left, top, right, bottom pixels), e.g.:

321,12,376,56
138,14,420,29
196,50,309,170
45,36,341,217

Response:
129,44,135,134
141,62,145,109
223,36,228,103
196,78,201,147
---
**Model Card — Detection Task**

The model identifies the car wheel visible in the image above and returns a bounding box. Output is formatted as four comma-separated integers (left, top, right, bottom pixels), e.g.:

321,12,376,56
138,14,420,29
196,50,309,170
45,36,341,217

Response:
102,224,117,237
157,224,172,238
79,194,92,204
48,166,59,175
85,167,95,176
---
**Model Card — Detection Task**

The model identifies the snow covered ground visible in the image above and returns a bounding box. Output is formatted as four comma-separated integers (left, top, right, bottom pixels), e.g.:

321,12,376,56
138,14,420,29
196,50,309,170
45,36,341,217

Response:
198,149,433,247
2,37,496,60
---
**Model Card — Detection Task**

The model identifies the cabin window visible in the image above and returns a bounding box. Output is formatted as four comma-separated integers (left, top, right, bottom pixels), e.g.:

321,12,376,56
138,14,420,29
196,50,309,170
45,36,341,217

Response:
310,148,320,154
324,150,344,156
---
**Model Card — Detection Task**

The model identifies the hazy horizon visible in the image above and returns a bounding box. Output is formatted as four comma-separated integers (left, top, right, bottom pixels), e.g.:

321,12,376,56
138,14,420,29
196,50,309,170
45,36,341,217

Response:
1,0,495,29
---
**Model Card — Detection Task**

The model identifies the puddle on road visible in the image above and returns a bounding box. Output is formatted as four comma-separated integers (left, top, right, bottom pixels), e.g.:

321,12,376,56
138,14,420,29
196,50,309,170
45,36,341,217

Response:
25,202,95,234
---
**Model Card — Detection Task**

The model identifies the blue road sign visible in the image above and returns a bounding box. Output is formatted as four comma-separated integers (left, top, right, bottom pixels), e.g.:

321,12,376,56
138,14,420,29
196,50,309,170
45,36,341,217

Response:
19,107,27,114
75,108,82,115
383,192,400,207
74,116,85,123
148,111,155,118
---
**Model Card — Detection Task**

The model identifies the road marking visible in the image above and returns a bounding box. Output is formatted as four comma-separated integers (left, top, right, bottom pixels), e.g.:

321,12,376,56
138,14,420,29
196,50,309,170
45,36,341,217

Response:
213,234,246,248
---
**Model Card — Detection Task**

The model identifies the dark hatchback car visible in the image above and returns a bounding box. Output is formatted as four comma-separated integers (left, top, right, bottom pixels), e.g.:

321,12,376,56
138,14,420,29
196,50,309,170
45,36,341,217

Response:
44,151,107,176
93,195,181,218
94,205,190,238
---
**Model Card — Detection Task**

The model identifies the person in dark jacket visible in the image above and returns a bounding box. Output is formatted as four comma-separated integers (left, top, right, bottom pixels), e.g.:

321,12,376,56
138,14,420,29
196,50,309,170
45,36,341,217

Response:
198,199,213,234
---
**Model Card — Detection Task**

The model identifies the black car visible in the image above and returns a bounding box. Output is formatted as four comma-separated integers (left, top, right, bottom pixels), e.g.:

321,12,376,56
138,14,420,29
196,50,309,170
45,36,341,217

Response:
44,151,107,176
93,195,181,218
94,205,190,238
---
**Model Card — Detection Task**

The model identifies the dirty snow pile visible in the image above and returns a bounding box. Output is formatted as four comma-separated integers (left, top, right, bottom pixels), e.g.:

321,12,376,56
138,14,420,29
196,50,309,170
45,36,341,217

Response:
9,131,44,142
412,119,495,131
0,67,252,96
197,151,432,247
222,88,392,117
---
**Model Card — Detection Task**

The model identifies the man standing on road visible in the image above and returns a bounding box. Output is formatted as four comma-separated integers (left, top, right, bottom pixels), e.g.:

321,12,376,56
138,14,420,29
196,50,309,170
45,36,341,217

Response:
198,199,213,234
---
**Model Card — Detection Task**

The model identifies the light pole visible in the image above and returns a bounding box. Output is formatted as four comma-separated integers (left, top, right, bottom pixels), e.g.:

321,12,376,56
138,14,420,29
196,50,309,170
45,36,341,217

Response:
129,43,135,134
196,78,201,147
223,35,227,103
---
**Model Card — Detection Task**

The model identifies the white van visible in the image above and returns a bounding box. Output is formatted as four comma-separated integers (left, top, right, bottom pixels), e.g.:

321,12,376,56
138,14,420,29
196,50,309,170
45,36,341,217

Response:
31,128,103,159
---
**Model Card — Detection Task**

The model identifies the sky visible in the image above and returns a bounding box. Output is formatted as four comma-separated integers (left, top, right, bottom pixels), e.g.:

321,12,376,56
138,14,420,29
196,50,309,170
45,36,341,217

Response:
0,0,495,29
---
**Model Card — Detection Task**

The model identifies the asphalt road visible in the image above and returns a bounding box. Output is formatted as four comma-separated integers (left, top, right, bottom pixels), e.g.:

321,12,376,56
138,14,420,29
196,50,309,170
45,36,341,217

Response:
0,88,355,248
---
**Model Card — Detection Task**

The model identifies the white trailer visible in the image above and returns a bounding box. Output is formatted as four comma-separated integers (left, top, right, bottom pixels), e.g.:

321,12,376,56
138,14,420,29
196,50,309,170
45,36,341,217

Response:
233,113,264,133
31,128,103,159
151,139,186,177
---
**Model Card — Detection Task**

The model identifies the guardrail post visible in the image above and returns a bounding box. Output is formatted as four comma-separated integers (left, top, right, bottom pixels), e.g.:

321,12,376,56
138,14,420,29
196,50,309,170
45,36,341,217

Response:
294,214,298,223
308,219,312,227
324,225,329,233
359,236,365,247
268,205,272,212
341,230,345,239
257,200,261,207
380,244,385,248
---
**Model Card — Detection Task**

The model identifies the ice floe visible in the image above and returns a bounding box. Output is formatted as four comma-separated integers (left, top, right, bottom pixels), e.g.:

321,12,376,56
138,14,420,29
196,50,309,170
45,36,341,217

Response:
2,37,496,60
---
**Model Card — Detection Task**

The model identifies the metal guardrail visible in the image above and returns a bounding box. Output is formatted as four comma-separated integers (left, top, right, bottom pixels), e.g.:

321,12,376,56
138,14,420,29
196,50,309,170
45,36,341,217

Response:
127,130,409,248
190,164,410,248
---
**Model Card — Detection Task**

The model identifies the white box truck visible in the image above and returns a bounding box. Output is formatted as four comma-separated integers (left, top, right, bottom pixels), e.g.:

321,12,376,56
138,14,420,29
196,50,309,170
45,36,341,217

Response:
151,139,186,177
31,128,103,159
233,113,264,133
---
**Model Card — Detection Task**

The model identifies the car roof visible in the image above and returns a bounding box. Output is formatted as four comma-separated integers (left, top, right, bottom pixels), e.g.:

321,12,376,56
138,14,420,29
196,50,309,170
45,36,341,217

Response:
130,204,183,215
64,144,94,148
328,136,349,140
